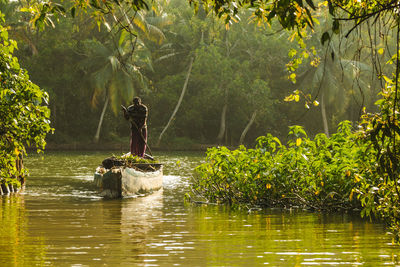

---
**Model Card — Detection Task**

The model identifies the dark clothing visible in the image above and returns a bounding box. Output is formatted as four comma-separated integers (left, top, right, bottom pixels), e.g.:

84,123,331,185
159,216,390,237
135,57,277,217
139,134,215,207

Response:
124,103,148,157
130,127,147,157
126,103,148,129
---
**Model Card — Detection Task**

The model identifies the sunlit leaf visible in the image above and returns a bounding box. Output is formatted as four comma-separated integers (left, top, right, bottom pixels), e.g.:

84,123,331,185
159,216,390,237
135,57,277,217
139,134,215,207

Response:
296,138,302,146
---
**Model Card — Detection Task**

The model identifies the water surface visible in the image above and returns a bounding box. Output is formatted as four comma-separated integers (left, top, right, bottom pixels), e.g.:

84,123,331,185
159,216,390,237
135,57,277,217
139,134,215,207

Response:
1,151,399,266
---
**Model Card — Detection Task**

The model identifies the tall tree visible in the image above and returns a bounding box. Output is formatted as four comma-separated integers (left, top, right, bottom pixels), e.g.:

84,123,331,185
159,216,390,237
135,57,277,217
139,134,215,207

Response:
156,56,194,146
80,36,149,142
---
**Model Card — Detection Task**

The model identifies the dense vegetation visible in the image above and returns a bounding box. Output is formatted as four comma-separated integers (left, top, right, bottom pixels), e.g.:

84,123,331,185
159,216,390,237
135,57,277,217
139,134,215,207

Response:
193,122,368,209
0,15,52,191
1,0,377,150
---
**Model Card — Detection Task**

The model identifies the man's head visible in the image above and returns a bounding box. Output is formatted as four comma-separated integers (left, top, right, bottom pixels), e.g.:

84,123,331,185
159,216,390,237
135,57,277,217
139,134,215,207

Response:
133,96,141,105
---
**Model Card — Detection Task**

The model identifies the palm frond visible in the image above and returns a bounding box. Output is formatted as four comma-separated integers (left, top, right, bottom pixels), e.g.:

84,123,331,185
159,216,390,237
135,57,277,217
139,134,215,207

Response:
145,24,165,45
91,88,104,108
154,51,184,62
108,81,119,115
133,12,149,35
339,59,372,75
108,55,120,72
118,71,136,103
92,64,112,92
83,39,111,58
146,14,172,28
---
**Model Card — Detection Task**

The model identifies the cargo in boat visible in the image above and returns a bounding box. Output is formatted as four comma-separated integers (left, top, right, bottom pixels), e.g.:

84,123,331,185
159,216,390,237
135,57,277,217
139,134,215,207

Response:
94,162,163,198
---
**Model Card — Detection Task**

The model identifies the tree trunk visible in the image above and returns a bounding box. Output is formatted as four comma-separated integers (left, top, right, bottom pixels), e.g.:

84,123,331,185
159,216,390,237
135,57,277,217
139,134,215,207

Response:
216,32,236,145
321,90,330,137
94,95,109,143
157,57,194,146
23,29,39,56
239,110,257,145
216,102,227,144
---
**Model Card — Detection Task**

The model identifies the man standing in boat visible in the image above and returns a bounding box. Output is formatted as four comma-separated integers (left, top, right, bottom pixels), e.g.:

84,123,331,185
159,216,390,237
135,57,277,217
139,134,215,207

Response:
122,97,148,157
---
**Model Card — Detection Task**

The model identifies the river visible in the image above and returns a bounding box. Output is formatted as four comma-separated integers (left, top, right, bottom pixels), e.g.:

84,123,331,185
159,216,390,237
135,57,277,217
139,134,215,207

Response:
0,151,399,266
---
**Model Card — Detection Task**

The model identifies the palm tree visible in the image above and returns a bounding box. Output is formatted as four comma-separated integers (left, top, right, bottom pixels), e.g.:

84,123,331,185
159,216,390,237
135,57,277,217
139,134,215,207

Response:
156,56,194,146
296,39,372,136
153,4,208,146
80,4,171,143
80,36,149,143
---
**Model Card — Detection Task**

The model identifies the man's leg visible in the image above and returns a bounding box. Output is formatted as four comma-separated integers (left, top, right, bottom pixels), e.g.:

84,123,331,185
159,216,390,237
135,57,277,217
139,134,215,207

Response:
130,131,135,155
138,128,147,157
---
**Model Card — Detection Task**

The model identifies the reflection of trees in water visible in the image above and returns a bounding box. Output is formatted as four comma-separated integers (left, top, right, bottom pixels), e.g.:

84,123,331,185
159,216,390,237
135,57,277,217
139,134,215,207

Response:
94,190,164,265
191,207,399,266
0,190,163,265
0,195,47,265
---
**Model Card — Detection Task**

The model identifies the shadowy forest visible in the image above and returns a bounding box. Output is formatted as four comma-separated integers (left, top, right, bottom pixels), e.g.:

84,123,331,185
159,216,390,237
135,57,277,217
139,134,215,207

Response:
1,0,382,150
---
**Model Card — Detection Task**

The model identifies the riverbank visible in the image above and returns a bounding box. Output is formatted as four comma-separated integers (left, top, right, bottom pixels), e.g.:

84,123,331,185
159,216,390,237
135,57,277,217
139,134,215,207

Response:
42,141,234,152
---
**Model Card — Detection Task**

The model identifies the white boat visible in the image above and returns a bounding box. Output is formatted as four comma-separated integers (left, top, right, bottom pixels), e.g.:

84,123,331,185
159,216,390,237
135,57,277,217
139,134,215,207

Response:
94,163,163,198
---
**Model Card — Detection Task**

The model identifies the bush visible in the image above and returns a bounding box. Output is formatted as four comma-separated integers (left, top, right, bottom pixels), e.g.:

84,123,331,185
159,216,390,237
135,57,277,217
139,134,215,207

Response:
193,121,376,211
0,15,52,188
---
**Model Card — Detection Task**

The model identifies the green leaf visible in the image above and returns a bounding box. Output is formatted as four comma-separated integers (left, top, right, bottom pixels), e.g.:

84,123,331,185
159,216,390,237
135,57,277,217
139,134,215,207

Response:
288,49,297,58
332,19,339,34
296,138,302,146
305,0,316,10
71,7,76,18
119,29,128,46
289,73,296,83
321,32,330,45
327,0,334,15
383,75,393,84
52,3,66,13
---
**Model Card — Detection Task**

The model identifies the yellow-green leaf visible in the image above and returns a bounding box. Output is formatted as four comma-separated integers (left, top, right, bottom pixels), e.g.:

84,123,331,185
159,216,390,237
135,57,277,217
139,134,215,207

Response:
383,75,393,84
296,138,302,146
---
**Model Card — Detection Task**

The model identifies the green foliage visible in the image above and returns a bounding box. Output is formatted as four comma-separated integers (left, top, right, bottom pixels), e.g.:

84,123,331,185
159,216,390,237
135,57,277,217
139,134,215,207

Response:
80,37,148,114
20,0,150,31
190,0,316,35
355,77,400,240
116,153,157,164
193,121,376,211
0,16,52,186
